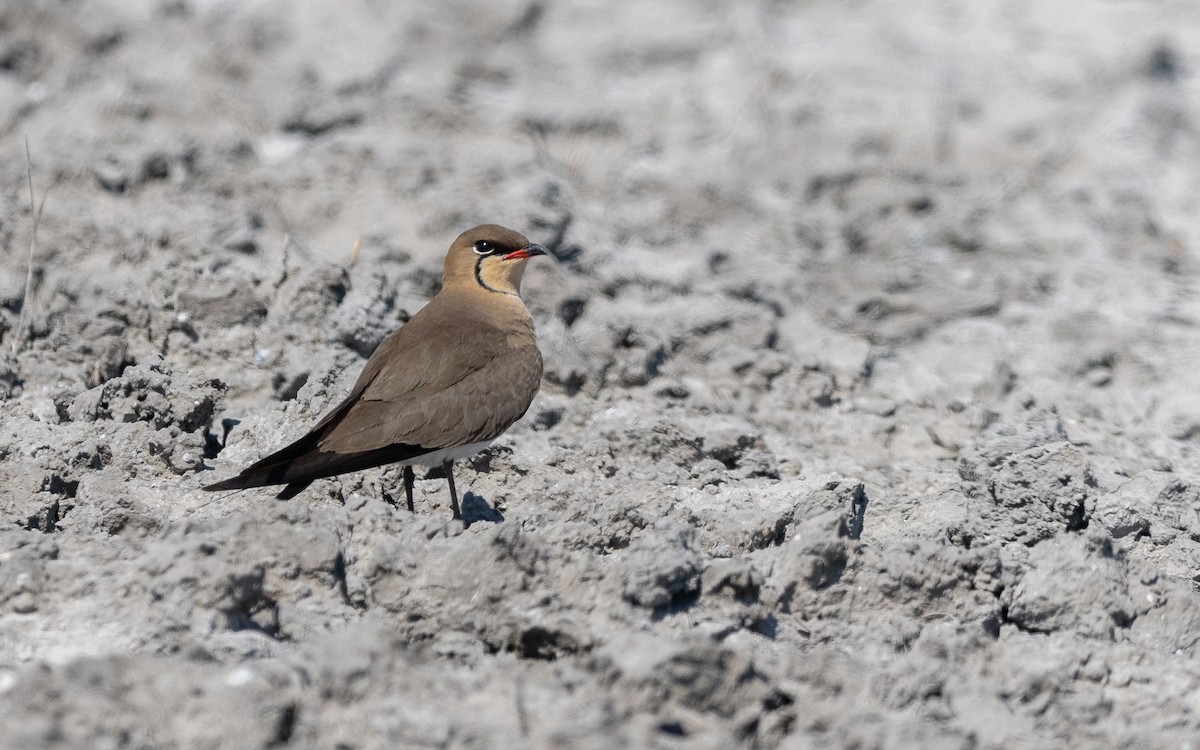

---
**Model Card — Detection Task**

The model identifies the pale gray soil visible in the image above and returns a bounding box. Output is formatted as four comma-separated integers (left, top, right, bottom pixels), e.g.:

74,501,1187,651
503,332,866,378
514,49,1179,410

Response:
2,1,1200,748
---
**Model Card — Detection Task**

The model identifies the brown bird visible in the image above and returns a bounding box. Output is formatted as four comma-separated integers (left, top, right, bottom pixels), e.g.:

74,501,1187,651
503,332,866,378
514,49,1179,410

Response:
204,224,547,519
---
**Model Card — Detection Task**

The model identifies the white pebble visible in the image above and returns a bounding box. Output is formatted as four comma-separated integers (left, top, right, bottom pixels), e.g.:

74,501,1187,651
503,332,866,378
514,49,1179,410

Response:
225,667,257,687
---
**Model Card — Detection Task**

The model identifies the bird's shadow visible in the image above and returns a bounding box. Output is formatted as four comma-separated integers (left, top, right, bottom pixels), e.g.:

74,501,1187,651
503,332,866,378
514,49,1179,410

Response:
461,491,504,527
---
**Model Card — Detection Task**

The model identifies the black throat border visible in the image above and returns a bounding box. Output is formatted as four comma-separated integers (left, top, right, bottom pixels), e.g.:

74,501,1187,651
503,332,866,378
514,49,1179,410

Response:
474,257,517,296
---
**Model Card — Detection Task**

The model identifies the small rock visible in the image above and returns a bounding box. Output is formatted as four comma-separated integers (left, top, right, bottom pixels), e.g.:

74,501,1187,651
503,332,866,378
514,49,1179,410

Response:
857,396,897,417
1005,534,1135,637
140,151,172,181
220,227,258,254
93,160,128,193
1093,492,1150,540
28,396,59,424
703,558,763,603
620,520,703,609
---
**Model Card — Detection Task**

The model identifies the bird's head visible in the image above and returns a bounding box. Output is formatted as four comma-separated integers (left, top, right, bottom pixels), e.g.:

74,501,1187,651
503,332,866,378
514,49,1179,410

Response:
444,224,548,296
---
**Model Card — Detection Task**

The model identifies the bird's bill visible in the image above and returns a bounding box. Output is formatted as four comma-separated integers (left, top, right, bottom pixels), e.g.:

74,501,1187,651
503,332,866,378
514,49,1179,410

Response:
502,243,548,261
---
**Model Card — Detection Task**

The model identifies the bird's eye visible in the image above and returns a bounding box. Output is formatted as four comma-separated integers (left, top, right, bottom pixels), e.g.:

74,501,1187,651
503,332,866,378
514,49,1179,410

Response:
473,240,496,256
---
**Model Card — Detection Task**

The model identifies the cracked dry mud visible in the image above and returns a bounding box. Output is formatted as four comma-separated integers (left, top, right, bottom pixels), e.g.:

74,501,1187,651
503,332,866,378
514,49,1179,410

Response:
3,1,1200,748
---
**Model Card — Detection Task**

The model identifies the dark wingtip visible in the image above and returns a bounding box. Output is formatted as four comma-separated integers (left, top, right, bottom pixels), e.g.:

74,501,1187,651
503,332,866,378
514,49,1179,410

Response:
275,481,311,500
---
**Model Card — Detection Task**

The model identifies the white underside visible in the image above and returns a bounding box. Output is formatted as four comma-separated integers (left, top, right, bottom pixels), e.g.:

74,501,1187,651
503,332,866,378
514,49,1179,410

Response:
400,440,495,467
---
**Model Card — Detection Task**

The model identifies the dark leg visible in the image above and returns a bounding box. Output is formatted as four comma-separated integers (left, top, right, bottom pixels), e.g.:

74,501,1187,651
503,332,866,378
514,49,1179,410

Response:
443,460,461,520
403,465,415,513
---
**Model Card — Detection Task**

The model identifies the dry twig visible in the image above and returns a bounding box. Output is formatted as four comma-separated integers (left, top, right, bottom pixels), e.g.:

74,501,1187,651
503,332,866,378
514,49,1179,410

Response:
12,136,48,356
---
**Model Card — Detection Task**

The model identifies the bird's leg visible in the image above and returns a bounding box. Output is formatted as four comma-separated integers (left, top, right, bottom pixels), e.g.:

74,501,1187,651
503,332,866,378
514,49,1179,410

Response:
403,465,415,513
443,460,462,520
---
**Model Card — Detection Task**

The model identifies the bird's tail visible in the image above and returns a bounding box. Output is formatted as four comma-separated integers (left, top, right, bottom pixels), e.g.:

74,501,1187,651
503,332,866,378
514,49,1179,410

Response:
202,476,246,492
202,466,288,493
275,480,313,500
203,421,422,499
202,423,328,496
202,467,313,500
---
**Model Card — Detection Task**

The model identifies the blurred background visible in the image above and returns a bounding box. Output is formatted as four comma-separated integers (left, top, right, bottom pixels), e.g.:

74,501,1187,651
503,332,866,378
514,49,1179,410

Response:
3,1,1200,748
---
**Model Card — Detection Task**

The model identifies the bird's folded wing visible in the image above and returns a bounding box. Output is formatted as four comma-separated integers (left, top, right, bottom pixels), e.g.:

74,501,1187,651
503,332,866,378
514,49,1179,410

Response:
297,307,505,438
317,341,543,455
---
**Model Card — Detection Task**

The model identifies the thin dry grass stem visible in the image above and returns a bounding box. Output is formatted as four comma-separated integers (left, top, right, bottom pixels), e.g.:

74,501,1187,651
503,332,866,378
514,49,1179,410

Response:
12,136,47,357
934,66,958,165
275,233,291,290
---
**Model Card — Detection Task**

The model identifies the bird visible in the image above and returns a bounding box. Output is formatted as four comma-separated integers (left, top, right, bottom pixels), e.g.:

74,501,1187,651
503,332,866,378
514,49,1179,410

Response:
204,224,547,520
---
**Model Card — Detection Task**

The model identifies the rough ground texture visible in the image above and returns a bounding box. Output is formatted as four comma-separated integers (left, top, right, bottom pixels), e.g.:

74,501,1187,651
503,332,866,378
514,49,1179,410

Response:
2,1,1200,748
